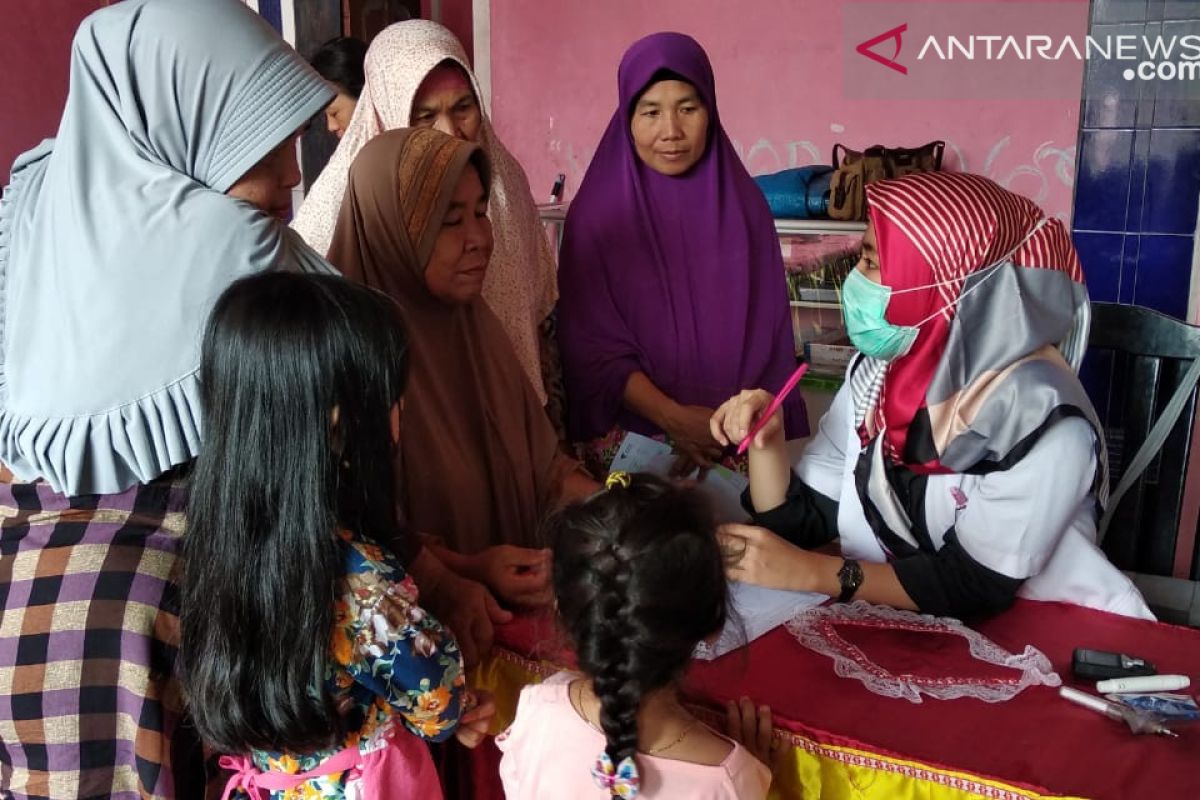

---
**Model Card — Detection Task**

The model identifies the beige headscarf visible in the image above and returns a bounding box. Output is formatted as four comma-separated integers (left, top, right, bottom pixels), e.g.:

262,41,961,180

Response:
328,128,566,554
293,20,556,403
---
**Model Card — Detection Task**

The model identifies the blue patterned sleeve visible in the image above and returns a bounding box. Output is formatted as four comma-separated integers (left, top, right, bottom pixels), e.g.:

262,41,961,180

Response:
333,533,466,742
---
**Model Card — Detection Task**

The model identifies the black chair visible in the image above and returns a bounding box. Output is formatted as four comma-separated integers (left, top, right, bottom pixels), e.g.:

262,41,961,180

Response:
1085,302,1200,625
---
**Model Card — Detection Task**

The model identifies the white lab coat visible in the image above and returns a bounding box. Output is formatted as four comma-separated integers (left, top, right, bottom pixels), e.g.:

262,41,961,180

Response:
794,379,1153,620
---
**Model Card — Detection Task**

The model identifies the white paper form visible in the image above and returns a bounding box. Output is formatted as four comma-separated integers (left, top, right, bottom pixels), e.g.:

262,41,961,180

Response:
608,432,750,523
694,581,826,661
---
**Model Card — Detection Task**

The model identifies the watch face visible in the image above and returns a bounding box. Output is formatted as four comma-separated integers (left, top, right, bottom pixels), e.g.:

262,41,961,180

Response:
837,559,864,602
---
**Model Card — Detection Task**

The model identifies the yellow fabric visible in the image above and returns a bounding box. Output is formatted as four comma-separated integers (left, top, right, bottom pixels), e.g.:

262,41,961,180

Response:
469,649,558,736
767,737,1085,800
475,649,1086,800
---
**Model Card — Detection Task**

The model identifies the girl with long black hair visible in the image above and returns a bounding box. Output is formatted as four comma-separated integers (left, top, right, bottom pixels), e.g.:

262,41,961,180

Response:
497,472,771,799
180,272,492,799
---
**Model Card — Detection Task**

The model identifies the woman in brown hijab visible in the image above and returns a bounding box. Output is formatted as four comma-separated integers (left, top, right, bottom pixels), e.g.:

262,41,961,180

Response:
329,128,598,608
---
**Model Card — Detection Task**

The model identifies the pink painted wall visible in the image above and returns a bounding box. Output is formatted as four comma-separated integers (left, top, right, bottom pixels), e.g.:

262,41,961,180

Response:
422,0,472,63
1,0,107,177
488,0,1089,222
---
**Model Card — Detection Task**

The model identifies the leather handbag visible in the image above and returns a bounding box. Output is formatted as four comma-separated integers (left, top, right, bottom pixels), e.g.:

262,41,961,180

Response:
828,141,945,221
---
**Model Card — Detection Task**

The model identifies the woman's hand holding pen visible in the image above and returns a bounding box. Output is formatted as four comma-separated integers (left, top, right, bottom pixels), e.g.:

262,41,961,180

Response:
710,389,783,452
711,387,791,518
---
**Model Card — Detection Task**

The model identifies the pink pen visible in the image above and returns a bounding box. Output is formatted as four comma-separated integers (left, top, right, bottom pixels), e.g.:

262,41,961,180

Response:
736,362,809,456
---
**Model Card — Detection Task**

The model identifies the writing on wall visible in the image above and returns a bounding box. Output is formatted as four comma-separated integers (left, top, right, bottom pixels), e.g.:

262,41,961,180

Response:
488,0,1087,222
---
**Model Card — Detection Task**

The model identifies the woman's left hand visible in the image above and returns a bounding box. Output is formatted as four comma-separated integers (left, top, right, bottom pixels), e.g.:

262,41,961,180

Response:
663,403,724,474
455,689,497,749
718,523,813,592
474,545,554,608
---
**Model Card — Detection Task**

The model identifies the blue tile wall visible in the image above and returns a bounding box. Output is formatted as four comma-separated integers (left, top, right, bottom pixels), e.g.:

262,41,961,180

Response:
1073,231,1125,301
1081,23,1149,127
1124,129,1152,232
1073,0,1200,428
1094,0,1148,24
1143,128,1200,234
1075,130,1134,231
1120,232,1140,304
1073,0,1200,326
1153,21,1200,126
257,0,283,35
1134,234,1194,319
1163,0,1199,21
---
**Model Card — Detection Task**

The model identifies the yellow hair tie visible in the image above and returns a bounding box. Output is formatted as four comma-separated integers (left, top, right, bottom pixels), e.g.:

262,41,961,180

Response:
605,471,632,490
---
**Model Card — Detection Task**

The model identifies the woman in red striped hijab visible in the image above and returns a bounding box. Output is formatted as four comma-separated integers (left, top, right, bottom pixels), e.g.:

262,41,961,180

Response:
712,172,1151,620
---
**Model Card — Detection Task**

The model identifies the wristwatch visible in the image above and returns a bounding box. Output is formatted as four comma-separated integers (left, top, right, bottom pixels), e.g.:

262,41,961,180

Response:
837,558,864,603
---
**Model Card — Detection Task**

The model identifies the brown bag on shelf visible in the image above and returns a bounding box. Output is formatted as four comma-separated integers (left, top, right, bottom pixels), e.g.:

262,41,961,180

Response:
827,141,945,221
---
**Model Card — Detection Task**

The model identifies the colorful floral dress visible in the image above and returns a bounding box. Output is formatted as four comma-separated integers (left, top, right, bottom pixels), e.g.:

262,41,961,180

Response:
240,529,465,798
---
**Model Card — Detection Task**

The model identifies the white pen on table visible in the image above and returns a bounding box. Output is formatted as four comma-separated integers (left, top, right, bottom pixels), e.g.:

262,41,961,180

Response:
1096,674,1190,694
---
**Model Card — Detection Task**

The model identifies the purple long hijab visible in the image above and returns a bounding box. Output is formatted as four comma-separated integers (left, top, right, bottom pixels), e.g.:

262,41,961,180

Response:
557,32,807,443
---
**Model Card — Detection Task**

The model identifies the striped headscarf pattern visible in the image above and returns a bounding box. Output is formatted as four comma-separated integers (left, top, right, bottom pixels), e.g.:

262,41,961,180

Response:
858,172,1092,473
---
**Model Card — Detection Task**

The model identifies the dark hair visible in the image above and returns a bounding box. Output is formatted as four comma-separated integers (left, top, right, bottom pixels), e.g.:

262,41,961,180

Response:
180,272,409,754
548,474,727,787
629,68,698,115
310,36,367,98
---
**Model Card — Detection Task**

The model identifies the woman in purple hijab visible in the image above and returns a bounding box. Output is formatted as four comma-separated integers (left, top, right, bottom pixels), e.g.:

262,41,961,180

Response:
558,31,807,476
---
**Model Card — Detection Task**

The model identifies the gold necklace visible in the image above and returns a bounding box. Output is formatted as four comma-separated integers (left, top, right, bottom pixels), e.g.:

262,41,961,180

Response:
645,718,702,754
572,681,702,755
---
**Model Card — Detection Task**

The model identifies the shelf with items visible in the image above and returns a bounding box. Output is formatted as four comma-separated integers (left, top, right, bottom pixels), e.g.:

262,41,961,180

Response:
774,219,867,236
780,226,862,379
537,203,866,233
536,204,867,253
790,300,842,310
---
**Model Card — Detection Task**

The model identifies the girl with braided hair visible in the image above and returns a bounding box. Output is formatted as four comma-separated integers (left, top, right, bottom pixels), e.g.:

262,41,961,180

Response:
496,472,771,799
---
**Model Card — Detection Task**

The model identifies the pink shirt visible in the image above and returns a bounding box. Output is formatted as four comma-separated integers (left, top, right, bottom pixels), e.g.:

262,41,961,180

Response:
497,673,771,799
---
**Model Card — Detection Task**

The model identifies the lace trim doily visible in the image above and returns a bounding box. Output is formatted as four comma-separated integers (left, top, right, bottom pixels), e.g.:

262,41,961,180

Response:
785,601,1061,703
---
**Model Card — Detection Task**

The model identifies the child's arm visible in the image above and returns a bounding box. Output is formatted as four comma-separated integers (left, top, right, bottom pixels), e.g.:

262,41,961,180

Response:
335,537,466,742
454,690,496,748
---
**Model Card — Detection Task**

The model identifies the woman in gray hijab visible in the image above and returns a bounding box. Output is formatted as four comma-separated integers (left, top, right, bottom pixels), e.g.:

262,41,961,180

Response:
0,2,333,797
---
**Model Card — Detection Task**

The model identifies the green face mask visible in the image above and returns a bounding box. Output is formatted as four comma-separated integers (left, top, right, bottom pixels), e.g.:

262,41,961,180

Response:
840,218,1050,363
841,269,918,361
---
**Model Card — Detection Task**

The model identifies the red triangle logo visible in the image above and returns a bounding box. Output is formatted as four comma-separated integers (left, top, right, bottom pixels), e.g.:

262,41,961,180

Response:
856,23,908,75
